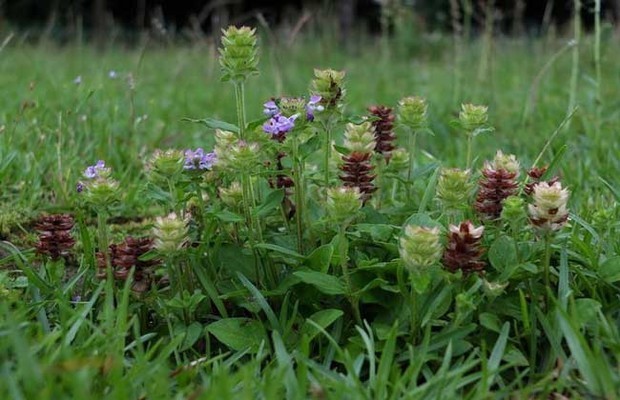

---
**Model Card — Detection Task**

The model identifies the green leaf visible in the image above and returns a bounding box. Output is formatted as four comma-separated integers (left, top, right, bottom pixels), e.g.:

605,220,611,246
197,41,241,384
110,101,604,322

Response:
207,318,266,352
542,144,567,181
211,209,245,223
293,270,346,295
253,189,284,218
246,116,269,132
354,224,395,242
180,322,204,351
479,312,502,333
488,235,518,271
254,243,304,260
305,244,334,273
183,117,240,133
301,309,344,341
599,177,620,202
599,256,620,283
485,322,510,388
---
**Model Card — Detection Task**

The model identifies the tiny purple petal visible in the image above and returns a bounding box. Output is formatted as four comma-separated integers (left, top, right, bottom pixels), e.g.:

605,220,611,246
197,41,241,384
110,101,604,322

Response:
306,95,324,121
263,100,279,117
184,148,216,170
84,166,97,179
76,182,84,193
263,113,298,136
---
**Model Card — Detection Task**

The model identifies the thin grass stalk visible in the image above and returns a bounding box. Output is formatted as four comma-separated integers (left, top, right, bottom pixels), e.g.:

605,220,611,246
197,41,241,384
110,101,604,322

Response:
594,0,602,139
567,0,581,127
449,0,463,105
338,224,361,325
292,136,305,254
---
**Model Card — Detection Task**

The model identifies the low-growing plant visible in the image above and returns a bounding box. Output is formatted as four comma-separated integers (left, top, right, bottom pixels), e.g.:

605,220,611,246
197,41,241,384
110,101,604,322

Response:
1,25,620,399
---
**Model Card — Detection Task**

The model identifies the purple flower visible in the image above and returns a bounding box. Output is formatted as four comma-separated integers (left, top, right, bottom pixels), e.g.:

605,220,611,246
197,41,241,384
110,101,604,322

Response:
263,100,279,117
263,113,298,136
184,148,217,170
306,95,324,121
84,160,107,179
76,182,84,193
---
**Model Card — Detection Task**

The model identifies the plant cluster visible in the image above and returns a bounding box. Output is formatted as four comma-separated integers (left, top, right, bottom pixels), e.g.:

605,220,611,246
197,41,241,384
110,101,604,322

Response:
2,26,620,399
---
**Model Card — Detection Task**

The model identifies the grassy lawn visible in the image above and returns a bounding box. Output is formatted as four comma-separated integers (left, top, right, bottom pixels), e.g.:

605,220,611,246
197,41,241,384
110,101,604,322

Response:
0,28,619,398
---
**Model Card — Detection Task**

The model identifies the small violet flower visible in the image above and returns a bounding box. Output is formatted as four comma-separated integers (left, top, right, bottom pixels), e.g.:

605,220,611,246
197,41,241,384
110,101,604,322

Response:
73,75,82,85
76,182,84,193
108,70,118,79
263,100,279,117
263,113,298,136
184,148,217,170
306,95,324,121
84,160,107,179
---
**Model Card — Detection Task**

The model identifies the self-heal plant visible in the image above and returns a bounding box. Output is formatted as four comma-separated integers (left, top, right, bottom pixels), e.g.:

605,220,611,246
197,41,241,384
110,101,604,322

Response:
475,150,520,220
183,148,217,171
399,225,442,272
398,224,442,340
458,103,491,170
219,26,258,141
398,96,429,187
528,181,570,308
436,168,473,218
442,221,486,274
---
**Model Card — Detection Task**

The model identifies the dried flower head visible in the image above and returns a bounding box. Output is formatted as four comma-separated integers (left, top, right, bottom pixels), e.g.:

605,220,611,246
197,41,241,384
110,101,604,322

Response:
35,214,75,260
528,182,570,231
399,225,442,272
343,122,376,154
339,124,376,204
398,96,428,131
443,221,486,274
219,26,259,82
368,105,396,161
475,151,520,220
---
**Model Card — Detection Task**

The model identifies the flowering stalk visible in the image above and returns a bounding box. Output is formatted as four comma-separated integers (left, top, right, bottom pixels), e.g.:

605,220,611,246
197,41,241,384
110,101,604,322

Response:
399,225,442,340
474,150,520,220
311,69,345,200
458,104,489,170
398,96,428,191
327,187,363,324
528,181,570,307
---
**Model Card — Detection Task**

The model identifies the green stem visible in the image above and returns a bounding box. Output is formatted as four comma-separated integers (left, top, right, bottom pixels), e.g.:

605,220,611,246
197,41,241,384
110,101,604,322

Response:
339,225,361,325
465,132,474,170
593,0,602,139
407,129,418,195
567,0,581,127
543,232,553,310
323,120,333,200
96,210,110,268
234,82,247,140
292,136,305,254
409,275,418,343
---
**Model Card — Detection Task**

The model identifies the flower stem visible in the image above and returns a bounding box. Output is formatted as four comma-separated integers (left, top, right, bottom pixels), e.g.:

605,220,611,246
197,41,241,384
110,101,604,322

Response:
543,232,553,310
292,136,305,254
407,129,418,188
323,118,333,200
465,131,474,170
409,275,419,343
234,82,247,140
339,224,361,325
